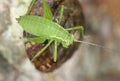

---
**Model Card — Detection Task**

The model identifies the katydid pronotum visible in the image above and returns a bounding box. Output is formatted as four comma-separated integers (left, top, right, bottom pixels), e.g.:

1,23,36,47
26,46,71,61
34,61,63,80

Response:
17,0,116,62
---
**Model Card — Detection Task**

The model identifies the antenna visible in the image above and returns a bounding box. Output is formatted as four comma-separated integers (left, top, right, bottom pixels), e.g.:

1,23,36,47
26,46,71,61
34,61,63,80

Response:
74,39,104,48
74,39,119,54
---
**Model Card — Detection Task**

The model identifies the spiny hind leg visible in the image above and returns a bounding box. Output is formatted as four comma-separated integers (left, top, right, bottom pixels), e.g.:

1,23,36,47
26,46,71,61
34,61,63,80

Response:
26,0,36,15
53,40,57,62
65,26,84,38
31,40,53,61
58,5,64,24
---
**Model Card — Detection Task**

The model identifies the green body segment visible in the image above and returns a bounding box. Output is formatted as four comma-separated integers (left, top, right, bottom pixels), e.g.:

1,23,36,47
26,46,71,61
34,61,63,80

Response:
17,15,74,47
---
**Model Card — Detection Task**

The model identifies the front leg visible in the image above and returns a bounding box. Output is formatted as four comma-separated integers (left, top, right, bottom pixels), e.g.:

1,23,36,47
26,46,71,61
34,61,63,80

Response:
53,40,58,62
65,26,84,38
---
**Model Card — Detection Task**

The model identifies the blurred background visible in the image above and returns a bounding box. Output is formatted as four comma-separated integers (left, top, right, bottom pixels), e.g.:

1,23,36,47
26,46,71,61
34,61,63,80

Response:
0,0,120,81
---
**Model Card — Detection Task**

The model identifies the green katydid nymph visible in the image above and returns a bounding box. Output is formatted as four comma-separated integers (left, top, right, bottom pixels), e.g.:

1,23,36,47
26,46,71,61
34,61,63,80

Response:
17,0,84,62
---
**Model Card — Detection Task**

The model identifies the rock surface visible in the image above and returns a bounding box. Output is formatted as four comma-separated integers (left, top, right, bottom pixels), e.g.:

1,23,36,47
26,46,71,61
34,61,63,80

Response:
0,0,120,81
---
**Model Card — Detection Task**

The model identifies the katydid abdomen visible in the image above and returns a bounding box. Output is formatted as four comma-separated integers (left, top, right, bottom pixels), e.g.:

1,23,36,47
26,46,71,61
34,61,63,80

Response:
17,15,74,47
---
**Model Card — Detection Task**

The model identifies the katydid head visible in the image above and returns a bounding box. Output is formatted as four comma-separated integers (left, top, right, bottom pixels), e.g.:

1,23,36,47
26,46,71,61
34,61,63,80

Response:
62,34,74,48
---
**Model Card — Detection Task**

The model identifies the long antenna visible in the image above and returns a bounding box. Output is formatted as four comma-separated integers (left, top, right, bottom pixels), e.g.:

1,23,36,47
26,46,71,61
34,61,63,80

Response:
74,39,104,48
74,39,119,54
